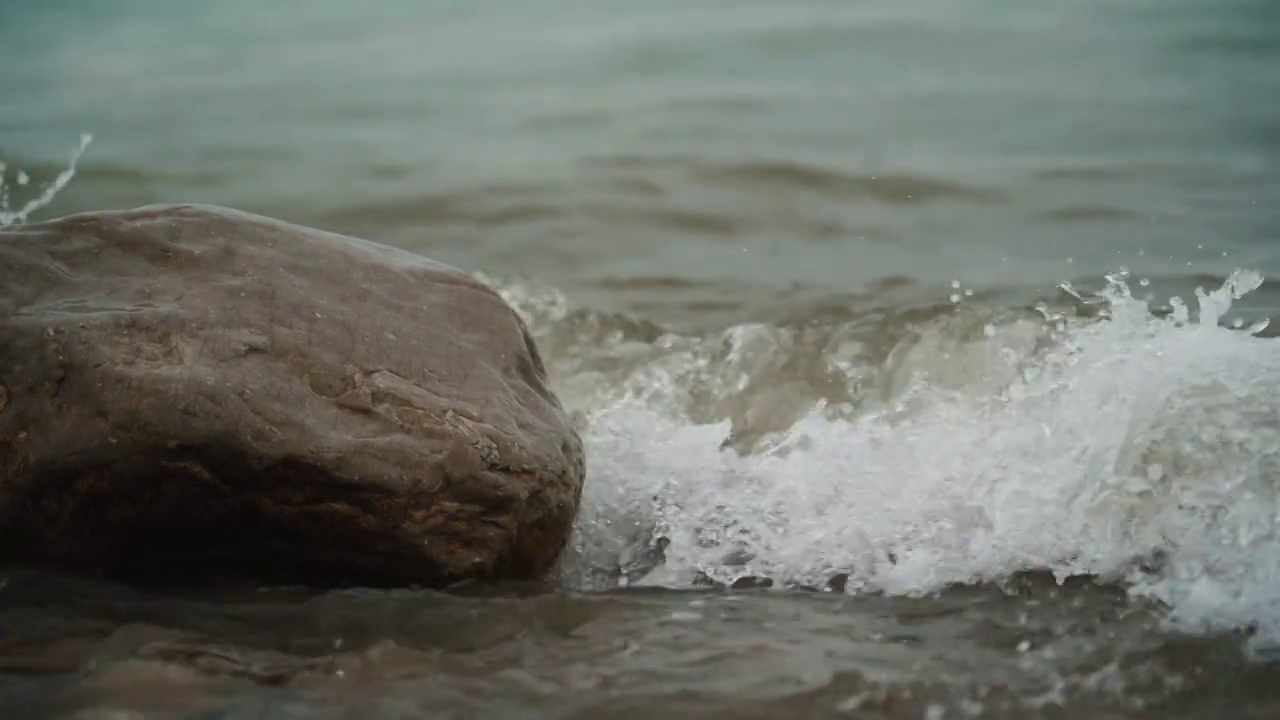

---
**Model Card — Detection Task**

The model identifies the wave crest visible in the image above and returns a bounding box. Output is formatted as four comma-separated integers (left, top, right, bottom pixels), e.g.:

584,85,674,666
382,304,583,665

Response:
502,270,1280,650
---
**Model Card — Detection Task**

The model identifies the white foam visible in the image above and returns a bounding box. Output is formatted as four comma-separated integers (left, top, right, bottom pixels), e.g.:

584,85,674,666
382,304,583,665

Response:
565,271,1280,648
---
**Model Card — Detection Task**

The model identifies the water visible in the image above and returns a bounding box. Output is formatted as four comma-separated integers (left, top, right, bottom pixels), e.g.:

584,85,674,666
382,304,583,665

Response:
3,0,1280,717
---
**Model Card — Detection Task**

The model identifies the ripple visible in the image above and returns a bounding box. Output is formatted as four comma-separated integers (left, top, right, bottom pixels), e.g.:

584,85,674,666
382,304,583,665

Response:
690,161,1002,204
1037,205,1142,224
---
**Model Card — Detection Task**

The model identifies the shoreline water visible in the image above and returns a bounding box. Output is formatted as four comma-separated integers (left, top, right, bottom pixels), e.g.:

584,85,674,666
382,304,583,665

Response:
4,0,1280,715
2,145,1280,717
7,249,1278,717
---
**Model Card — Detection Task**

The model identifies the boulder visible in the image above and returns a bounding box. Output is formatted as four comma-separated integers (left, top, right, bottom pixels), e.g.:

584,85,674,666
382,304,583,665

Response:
0,204,585,588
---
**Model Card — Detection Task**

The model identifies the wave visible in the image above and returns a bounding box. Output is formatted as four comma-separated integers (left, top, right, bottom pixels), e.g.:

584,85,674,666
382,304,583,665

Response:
313,182,901,248
485,269,1280,652
589,155,1002,205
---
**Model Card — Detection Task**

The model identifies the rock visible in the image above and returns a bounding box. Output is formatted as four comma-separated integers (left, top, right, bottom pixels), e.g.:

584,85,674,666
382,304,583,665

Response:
0,204,585,588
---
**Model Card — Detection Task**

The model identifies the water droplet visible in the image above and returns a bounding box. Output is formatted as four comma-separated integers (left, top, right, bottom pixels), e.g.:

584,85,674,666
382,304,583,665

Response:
951,280,961,289
1232,318,1245,329
0,134,93,226
983,324,996,338
949,294,961,304
1139,278,1150,287
1017,640,1032,653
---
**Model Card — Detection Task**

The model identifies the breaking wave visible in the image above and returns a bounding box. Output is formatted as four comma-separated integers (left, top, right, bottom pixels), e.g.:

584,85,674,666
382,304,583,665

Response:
489,268,1280,652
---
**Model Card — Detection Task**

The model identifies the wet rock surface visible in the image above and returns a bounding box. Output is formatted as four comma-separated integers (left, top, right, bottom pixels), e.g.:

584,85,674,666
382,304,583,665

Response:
0,204,584,587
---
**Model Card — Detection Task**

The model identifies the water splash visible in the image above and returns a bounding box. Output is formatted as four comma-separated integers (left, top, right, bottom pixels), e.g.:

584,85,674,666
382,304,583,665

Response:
550,270,1280,650
0,134,93,227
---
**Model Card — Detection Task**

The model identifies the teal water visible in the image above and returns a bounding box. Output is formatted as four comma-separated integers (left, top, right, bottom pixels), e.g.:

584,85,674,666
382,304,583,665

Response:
3,0,1279,315
4,1,1280,717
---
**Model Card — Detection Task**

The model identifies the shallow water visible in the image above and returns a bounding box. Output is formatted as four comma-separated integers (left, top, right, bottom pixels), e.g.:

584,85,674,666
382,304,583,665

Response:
2,569,1276,719
3,0,1280,717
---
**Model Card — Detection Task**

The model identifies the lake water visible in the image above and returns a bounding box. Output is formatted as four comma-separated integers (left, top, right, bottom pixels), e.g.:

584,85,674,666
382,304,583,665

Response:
3,0,1280,717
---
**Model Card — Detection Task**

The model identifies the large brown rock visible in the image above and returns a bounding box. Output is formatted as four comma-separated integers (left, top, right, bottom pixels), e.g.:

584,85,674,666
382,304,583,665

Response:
0,204,584,587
